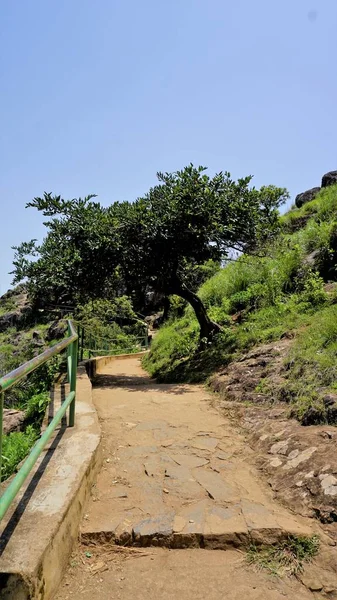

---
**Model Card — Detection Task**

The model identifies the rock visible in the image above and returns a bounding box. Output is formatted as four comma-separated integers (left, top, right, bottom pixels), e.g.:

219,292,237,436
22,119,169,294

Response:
0,310,20,333
320,474,337,496
295,187,321,208
303,249,320,267
288,449,299,459
194,469,239,502
322,170,337,188
326,403,337,425
269,440,288,455
0,288,32,333
323,394,337,408
46,320,67,342
283,447,317,470
301,406,324,425
32,330,44,346
3,408,26,434
302,576,323,592
133,512,174,544
172,454,209,468
145,313,164,330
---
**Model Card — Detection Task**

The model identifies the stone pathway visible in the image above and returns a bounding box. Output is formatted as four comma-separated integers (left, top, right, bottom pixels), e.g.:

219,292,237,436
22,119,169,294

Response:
81,357,312,549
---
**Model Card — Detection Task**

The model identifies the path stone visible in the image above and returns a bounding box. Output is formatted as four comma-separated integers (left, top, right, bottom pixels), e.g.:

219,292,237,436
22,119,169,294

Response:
172,454,209,468
191,436,219,451
194,469,239,502
133,512,175,545
81,357,316,550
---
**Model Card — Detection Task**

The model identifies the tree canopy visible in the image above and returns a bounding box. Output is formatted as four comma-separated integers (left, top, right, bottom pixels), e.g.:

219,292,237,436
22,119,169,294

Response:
12,165,288,341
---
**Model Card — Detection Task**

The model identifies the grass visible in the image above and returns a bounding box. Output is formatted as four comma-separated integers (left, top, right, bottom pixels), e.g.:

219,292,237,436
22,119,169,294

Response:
246,535,320,577
143,289,326,384
277,304,337,423
1,425,38,481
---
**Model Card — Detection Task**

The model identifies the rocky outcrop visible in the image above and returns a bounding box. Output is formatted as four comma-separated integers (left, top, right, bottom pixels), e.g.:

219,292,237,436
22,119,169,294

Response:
209,340,291,405
292,169,337,210
0,287,32,333
322,170,337,188
295,187,321,208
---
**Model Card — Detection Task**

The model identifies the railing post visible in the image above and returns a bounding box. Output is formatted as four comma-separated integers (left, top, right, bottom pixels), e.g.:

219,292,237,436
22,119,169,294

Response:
0,391,3,483
67,322,72,383
80,326,84,362
145,326,149,349
69,333,78,428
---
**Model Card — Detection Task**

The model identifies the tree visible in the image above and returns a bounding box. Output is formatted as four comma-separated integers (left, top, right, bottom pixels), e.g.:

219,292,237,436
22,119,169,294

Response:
12,193,122,308
115,165,288,341
12,166,288,343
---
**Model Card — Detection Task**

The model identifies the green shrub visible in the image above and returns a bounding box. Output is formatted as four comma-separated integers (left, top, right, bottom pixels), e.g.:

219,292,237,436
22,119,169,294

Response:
1,426,38,481
25,392,50,421
299,271,328,306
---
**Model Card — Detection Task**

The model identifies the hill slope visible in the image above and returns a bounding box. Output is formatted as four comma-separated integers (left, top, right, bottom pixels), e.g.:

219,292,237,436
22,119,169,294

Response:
144,183,337,426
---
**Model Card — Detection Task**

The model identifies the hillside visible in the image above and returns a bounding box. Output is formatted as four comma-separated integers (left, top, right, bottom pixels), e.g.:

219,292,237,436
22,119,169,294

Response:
144,173,337,427
0,293,147,482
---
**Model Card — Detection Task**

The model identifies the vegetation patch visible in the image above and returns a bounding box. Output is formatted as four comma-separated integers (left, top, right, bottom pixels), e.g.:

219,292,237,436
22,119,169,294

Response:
246,535,320,577
1,425,38,481
144,185,337,425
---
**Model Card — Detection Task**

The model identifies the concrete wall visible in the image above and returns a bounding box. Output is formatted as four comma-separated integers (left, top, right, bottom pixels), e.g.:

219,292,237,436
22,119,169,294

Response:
85,351,148,380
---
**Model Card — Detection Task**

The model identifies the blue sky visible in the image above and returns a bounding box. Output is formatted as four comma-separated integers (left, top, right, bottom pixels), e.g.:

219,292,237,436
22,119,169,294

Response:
1,0,336,293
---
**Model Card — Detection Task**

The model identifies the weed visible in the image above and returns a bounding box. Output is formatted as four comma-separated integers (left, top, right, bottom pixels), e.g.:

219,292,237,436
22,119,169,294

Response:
247,535,320,577
1,425,38,481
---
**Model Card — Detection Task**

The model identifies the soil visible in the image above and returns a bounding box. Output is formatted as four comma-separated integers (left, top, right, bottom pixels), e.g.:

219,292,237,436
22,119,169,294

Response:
54,545,317,600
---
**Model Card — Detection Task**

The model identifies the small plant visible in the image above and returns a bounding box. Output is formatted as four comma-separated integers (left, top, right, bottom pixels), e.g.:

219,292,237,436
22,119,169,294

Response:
255,378,271,395
25,391,50,421
247,535,320,577
299,271,328,306
1,426,38,481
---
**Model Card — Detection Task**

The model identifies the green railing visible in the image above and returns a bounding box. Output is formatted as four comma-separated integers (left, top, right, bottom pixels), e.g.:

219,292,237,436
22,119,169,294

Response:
77,323,149,361
0,320,78,522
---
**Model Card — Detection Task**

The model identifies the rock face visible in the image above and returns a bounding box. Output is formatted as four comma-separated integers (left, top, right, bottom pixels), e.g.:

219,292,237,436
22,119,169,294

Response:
0,287,32,333
322,170,337,188
295,187,321,208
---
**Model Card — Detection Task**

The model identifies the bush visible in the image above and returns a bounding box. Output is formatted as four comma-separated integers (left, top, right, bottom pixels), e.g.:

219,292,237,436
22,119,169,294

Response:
1,426,38,481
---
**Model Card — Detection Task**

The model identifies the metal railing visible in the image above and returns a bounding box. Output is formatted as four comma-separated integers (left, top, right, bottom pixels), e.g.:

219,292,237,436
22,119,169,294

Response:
0,320,78,522
77,323,149,361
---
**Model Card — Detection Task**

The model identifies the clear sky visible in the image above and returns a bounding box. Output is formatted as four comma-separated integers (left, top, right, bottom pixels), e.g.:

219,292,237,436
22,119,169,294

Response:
1,0,336,294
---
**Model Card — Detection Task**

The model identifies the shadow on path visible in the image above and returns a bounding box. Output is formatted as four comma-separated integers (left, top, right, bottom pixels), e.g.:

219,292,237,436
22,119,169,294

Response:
93,373,196,395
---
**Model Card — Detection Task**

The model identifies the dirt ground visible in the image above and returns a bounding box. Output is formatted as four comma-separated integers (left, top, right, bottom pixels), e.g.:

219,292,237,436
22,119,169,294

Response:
55,545,316,600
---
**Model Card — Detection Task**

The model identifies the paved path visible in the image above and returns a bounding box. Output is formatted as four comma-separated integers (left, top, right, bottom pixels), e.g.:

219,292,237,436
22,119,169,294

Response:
81,357,312,548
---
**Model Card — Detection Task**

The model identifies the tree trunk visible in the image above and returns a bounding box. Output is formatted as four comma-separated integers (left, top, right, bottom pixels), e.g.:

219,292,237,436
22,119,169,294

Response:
171,281,221,342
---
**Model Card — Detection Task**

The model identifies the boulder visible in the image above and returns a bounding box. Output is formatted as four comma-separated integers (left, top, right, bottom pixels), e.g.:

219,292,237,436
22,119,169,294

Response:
321,171,337,188
301,406,325,426
32,330,44,346
0,310,20,333
295,187,321,208
46,320,67,342
3,408,26,434
326,403,337,425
